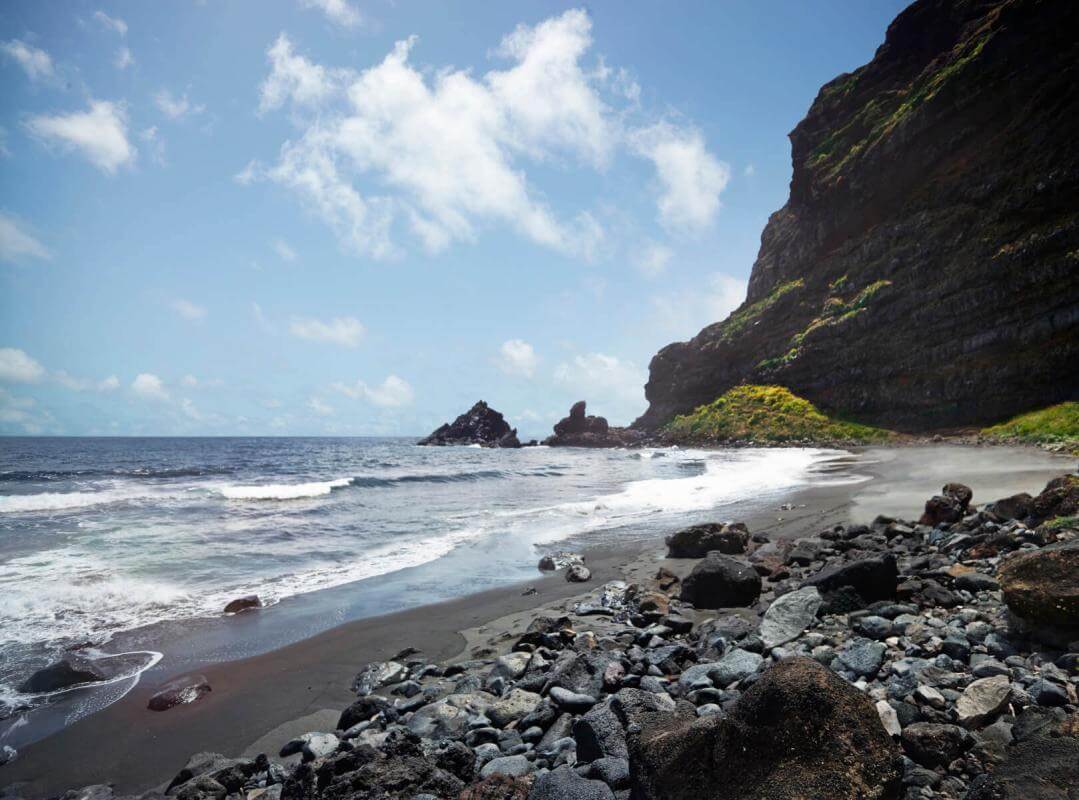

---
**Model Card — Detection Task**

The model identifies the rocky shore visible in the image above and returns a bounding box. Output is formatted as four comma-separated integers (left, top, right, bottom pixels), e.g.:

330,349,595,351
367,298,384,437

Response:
7,471,1076,800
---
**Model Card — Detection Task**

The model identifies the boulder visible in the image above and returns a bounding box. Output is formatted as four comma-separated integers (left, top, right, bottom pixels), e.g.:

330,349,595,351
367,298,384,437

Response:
529,765,615,800
628,657,902,800
488,689,542,728
965,734,1079,800
574,703,628,762
803,554,898,604
460,774,531,800
680,553,761,609
18,655,107,693
955,675,1012,729
352,661,409,695
997,541,1079,628
566,564,592,583
991,492,1035,521
760,586,822,648
222,595,262,614
147,674,212,712
901,722,973,768
920,495,963,527
1030,474,1079,523
710,648,763,686
406,692,495,740
943,483,973,510
479,755,530,779
337,695,392,730
665,522,749,558
417,401,513,446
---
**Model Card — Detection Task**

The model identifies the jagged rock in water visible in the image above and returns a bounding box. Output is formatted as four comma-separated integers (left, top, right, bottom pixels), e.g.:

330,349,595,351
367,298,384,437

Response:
634,0,1079,433
418,401,520,447
544,401,643,447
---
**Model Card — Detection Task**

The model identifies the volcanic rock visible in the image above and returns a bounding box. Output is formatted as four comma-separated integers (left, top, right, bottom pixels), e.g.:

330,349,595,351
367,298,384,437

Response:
418,401,516,447
18,655,107,694
223,595,261,614
679,553,762,609
665,522,749,558
997,541,1079,628
147,674,212,712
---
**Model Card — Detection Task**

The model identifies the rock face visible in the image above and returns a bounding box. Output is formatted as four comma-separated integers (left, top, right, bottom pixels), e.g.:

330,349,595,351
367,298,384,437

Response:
544,402,643,448
629,657,902,800
418,401,520,447
634,0,1079,433
997,540,1079,628
665,522,749,558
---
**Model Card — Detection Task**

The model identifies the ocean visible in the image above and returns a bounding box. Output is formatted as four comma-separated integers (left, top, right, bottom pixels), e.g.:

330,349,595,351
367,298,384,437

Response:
0,436,860,743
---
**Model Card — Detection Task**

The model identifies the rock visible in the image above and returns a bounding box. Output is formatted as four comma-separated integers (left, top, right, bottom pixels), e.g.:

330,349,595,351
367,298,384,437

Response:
760,586,822,648
574,704,628,762
629,657,902,800
1028,678,1068,707
920,495,963,527
147,674,212,712
964,734,1079,800
956,675,1012,728
991,492,1035,521
460,774,531,800
549,686,596,713
901,722,973,768
876,700,902,737
418,401,514,446
406,692,495,740
998,541,1079,629
352,661,409,696
710,648,763,687
954,573,1000,593
637,592,669,616
544,402,641,448
337,695,391,730
679,553,761,609
590,756,630,789
1030,474,1079,523
943,483,973,510
300,732,338,762
529,765,615,800
836,639,887,678
173,776,226,800
803,554,898,604
488,689,543,728
665,522,749,558
18,655,107,693
0,745,16,766
479,754,530,779
222,595,262,614
537,552,584,572
566,564,592,583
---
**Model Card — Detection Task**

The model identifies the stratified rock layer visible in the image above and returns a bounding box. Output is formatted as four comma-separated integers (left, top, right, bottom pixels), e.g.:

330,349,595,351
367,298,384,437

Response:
636,0,1079,432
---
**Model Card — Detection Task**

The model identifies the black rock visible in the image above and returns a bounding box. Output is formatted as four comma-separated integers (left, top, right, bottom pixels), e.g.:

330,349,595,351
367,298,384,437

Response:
680,553,762,609
147,674,212,712
665,522,749,558
18,655,107,694
418,401,514,447
803,554,898,604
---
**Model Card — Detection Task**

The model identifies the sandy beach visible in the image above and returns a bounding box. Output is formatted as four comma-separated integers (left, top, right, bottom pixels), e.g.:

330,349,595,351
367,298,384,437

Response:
1,444,1073,797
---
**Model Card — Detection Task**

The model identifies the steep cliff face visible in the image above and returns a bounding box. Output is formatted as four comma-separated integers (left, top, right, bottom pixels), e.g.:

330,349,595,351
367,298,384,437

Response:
637,0,1079,432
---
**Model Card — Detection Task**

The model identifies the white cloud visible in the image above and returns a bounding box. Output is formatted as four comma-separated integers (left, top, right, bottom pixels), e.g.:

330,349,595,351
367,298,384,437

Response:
171,298,207,321
300,0,363,29
53,370,122,392
0,348,46,383
1,39,54,83
114,46,134,70
25,100,136,174
495,339,538,378
0,388,52,434
651,273,747,338
634,241,672,279
99,375,120,391
0,212,51,263
332,375,414,407
273,238,297,261
553,352,646,425
630,122,730,234
308,396,334,415
154,89,205,120
289,315,365,347
131,372,169,400
259,34,341,113
94,10,128,36
234,159,261,185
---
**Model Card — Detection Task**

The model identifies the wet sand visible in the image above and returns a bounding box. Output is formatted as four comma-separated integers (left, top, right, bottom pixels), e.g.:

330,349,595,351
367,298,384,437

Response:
1,444,1071,797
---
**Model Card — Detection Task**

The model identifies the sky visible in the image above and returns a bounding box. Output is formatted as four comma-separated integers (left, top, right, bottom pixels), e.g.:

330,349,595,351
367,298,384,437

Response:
0,0,908,437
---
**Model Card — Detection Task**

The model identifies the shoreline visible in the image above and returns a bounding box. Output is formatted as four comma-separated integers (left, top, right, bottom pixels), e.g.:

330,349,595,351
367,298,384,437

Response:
1,444,1074,796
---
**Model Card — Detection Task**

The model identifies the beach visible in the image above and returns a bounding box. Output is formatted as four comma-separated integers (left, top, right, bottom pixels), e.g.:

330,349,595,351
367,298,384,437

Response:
2,443,1073,796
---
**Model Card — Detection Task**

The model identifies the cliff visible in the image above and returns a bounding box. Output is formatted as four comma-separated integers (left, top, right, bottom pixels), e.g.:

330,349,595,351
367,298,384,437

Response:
636,0,1079,432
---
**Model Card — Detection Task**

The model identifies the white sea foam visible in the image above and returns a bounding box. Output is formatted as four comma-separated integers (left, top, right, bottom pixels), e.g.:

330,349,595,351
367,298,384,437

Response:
218,478,352,500
0,487,163,514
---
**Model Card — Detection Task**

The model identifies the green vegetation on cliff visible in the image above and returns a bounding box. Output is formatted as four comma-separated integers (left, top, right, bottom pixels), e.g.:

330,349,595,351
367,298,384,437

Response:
664,385,893,444
981,402,1079,446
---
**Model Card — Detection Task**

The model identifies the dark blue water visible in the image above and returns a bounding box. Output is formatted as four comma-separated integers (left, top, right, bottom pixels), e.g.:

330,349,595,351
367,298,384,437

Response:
0,436,851,730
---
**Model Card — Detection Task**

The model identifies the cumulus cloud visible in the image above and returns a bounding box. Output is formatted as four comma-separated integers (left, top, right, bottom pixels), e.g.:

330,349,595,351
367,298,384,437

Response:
0,388,53,434
154,89,205,120
553,352,646,424
93,10,128,36
1,39,54,83
171,298,207,321
495,339,538,378
634,241,672,278
0,212,51,263
300,0,363,29
651,272,747,338
308,396,334,415
332,374,414,407
630,122,730,234
273,238,297,261
0,348,46,383
131,372,168,400
259,34,342,113
289,315,365,347
25,100,136,174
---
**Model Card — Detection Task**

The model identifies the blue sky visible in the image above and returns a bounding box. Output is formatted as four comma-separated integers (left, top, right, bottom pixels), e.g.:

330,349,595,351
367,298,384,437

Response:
0,0,907,437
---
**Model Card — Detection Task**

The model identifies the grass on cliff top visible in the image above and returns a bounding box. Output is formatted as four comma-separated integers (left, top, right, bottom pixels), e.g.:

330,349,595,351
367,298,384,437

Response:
664,385,893,444
981,402,1079,445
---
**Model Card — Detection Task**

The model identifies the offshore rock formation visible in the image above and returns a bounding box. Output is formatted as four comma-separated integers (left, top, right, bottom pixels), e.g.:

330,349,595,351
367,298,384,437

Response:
418,401,521,448
637,0,1079,432
544,402,644,448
